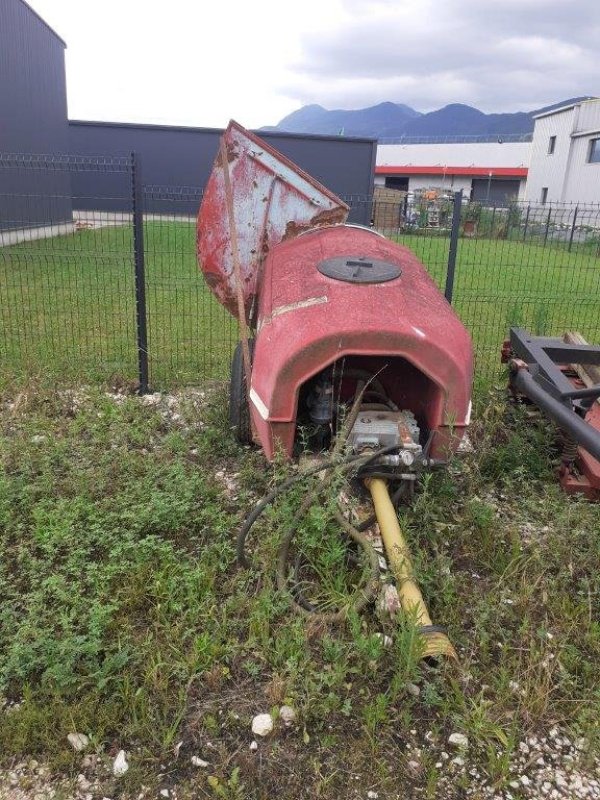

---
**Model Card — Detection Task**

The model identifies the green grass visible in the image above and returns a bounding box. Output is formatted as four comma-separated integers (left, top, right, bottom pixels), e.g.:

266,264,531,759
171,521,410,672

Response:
1,222,599,389
2,220,599,796
1,382,599,797
396,233,600,386
0,222,237,387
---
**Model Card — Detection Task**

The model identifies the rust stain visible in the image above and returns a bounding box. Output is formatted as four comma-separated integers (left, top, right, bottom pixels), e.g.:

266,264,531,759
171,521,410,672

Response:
312,207,349,226
282,207,347,241
217,141,239,166
225,140,238,163
198,121,349,322
204,273,219,288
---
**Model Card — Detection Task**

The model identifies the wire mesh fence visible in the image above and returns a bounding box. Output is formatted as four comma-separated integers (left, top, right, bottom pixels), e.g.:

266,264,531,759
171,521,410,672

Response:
0,154,138,382
1,153,600,391
350,193,600,386
449,201,600,388
142,184,237,386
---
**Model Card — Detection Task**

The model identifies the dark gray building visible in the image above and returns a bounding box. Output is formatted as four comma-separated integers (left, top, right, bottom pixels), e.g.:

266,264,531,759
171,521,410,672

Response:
1,1,375,233
68,121,376,223
0,0,72,230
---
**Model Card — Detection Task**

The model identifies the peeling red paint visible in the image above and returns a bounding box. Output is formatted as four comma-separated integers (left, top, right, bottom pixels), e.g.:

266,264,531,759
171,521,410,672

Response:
197,121,349,321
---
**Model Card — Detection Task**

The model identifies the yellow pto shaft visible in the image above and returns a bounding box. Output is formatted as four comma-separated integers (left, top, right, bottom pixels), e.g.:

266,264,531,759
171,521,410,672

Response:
365,477,456,661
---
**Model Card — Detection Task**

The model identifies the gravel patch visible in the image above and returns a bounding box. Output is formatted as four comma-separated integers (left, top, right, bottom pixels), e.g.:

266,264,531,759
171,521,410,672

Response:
1,727,598,799
405,728,600,799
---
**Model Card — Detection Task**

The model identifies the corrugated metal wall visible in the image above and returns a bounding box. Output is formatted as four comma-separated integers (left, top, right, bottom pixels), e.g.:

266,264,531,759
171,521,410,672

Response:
67,121,376,224
0,0,72,229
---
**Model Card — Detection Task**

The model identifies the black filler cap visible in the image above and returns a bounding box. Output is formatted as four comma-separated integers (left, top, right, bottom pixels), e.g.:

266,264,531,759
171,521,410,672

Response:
317,255,401,284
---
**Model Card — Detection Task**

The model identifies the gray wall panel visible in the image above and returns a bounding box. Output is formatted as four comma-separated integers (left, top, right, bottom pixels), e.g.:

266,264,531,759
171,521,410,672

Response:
68,121,376,223
0,0,71,229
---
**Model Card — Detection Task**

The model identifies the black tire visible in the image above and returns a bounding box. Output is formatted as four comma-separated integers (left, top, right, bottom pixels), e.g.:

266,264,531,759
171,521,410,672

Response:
229,339,255,444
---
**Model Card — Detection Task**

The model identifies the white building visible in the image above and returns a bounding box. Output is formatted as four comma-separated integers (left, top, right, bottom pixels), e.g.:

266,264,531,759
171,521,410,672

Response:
525,99,600,205
375,140,530,204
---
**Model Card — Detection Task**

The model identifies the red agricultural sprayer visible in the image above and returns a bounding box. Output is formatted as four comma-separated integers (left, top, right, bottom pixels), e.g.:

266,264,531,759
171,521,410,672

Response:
197,122,600,659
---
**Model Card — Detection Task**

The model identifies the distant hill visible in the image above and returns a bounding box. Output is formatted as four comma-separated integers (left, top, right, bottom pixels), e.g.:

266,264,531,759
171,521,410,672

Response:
261,102,420,138
264,97,595,140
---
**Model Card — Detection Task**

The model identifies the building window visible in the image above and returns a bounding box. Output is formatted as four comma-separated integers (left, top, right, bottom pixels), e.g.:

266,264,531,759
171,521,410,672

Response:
548,136,556,154
541,187,548,204
588,138,600,163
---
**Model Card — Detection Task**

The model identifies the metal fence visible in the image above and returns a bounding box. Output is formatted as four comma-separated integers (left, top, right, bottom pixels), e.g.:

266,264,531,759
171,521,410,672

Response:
1,152,600,390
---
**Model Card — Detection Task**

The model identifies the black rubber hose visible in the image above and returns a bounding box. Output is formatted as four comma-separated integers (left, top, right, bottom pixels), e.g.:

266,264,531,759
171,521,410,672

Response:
236,445,398,568
358,470,412,479
276,501,380,623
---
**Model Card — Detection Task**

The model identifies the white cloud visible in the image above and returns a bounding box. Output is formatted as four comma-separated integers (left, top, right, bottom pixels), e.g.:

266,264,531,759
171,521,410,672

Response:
27,0,344,128
285,0,600,113
27,0,600,126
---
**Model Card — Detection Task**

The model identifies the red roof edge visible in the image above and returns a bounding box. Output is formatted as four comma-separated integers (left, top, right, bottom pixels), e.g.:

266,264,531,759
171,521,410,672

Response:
375,165,528,177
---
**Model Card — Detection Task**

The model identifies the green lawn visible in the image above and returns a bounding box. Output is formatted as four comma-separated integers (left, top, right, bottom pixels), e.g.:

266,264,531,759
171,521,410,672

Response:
1,383,599,798
398,233,600,387
0,222,237,387
2,219,600,795
1,222,599,388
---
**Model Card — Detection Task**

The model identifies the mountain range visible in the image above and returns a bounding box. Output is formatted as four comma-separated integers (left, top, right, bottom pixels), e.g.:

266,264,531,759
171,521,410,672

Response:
263,98,594,140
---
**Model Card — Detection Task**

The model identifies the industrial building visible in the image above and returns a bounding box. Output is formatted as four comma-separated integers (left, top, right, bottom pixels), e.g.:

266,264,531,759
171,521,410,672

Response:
0,0,71,231
525,98,600,205
375,140,530,205
2,0,599,237
375,100,600,208
0,0,376,236
0,0,68,154
67,120,376,223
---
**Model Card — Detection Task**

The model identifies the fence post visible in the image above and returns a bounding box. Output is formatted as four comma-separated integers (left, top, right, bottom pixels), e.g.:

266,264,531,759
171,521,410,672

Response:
523,205,530,241
444,190,463,304
543,207,552,246
131,151,150,394
568,205,579,252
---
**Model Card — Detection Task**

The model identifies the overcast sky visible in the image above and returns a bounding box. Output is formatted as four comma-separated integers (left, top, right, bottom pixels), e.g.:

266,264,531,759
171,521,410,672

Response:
30,0,600,128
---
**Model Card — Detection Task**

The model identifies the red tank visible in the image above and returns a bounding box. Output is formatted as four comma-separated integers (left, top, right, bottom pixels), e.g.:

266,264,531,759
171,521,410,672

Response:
197,123,473,462
249,224,473,461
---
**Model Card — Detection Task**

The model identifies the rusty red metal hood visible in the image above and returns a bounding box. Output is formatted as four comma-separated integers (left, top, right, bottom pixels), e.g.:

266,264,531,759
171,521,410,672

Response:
197,121,349,320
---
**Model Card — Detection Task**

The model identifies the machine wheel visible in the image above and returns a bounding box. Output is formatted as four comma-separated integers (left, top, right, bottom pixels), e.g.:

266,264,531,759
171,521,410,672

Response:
229,339,255,444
